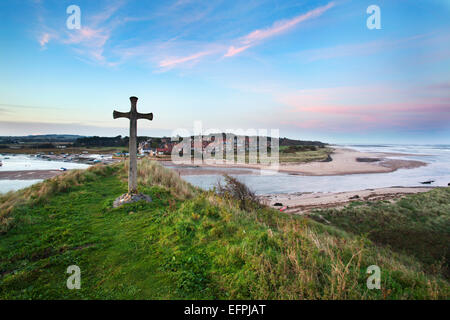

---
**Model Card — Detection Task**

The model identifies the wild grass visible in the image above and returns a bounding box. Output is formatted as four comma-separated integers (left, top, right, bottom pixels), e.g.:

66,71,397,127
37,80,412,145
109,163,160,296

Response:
279,146,332,163
310,187,450,279
0,164,118,234
0,159,196,234
0,161,448,299
129,158,196,199
143,191,449,299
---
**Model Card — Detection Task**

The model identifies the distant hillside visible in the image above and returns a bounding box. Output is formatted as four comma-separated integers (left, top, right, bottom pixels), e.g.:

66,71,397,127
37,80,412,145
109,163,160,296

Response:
279,137,327,147
73,135,328,148
1,134,327,149
0,160,448,299
0,135,85,144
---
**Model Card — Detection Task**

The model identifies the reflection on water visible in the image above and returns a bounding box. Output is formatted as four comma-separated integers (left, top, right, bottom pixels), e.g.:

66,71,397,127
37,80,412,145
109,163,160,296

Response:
0,155,89,171
182,145,450,195
1,145,449,195
0,155,89,194
0,179,43,193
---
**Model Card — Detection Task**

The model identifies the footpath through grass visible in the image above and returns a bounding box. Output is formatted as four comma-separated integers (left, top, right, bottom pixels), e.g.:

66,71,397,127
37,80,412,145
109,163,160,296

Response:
0,160,449,299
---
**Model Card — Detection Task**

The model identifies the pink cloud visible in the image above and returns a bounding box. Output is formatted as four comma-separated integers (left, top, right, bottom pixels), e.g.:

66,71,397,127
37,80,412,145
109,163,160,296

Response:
88,1,124,26
273,84,450,132
296,103,450,115
224,45,251,57
244,2,334,44
36,1,336,69
36,2,123,64
159,50,215,68
64,27,109,46
224,2,335,57
62,27,111,63
156,3,337,67
39,33,51,47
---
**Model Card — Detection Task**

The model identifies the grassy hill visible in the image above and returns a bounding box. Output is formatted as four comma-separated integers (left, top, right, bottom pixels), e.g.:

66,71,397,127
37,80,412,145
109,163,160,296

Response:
310,189,450,278
0,160,448,299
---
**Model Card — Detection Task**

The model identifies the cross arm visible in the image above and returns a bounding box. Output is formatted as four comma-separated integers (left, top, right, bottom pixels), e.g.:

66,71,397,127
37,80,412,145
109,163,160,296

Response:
113,110,131,119
137,112,153,121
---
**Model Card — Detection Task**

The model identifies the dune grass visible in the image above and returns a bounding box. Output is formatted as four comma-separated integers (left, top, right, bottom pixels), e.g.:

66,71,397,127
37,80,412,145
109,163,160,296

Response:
0,161,448,299
279,146,332,163
310,188,450,279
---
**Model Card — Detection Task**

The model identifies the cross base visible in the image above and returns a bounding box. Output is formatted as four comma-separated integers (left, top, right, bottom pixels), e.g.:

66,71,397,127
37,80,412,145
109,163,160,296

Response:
113,192,152,208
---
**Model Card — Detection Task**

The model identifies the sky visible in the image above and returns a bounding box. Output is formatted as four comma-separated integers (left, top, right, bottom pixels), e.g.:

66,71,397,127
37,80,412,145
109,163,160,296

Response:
0,0,449,143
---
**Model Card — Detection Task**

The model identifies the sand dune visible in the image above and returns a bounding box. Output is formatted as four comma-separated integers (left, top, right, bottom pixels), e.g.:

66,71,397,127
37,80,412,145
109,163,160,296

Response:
167,147,426,176
276,148,426,176
260,187,435,214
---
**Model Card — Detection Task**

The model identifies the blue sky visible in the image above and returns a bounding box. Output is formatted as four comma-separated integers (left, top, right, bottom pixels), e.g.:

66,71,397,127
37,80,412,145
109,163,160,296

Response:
0,0,449,143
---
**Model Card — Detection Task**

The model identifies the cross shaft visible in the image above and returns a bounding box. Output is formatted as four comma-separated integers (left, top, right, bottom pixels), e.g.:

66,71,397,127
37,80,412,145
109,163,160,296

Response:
113,96,153,194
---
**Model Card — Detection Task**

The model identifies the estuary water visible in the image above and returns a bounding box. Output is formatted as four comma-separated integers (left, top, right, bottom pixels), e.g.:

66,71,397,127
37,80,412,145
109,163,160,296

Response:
0,155,89,193
182,145,450,195
0,145,449,195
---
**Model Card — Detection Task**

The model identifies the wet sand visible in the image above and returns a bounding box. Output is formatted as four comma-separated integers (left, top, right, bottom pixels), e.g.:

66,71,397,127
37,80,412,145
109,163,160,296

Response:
168,167,256,176
259,187,434,214
163,147,426,176
0,148,425,179
275,148,426,175
0,170,65,180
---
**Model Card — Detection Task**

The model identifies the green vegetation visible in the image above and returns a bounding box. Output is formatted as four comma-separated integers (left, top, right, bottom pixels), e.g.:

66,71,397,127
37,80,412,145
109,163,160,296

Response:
310,189,450,279
279,145,333,163
0,160,448,299
216,174,259,211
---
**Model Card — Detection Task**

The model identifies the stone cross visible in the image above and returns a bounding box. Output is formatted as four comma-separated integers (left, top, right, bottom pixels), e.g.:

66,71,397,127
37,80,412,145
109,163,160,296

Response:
113,96,153,194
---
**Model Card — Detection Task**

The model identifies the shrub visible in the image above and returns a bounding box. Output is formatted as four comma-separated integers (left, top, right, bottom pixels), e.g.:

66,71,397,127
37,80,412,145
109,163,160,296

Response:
216,174,260,210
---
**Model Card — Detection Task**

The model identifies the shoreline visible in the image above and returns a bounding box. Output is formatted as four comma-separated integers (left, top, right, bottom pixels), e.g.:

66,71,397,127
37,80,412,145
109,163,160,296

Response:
163,147,427,176
0,170,66,180
0,147,427,180
276,148,426,176
259,187,436,214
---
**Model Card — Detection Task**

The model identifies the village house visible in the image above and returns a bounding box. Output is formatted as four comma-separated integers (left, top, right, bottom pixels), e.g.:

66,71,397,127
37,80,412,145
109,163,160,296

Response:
138,139,175,156
138,141,153,155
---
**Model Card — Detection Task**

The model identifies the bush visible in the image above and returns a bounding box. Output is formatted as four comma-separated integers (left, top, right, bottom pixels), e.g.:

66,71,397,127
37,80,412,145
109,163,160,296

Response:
216,175,260,210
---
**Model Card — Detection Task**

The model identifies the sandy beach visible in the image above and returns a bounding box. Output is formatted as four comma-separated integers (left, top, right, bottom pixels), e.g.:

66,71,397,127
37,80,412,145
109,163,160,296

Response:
0,170,66,180
0,148,426,180
275,148,426,175
165,147,427,176
259,187,435,214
